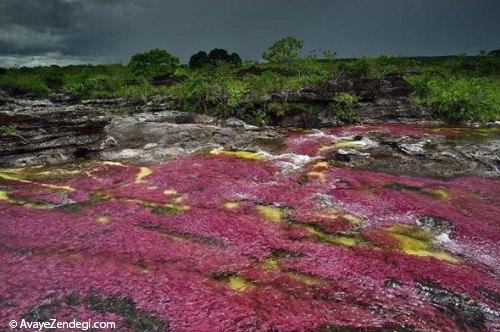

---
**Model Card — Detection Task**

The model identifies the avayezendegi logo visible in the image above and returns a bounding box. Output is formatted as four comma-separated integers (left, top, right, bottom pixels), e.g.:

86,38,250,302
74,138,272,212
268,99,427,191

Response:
8,318,116,331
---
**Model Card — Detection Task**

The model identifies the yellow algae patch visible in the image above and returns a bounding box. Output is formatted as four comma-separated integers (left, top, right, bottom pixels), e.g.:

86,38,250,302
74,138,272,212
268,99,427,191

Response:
163,189,178,196
135,167,153,183
226,275,255,292
311,161,329,170
318,145,336,152
308,171,326,182
224,201,240,209
0,189,51,209
37,169,80,177
210,148,264,161
147,186,158,190
0,172,75,192
313,208,339,221
387,225,458,263
432,189,451,201
173,194,187,203
0,190,15,204
96,216,110,224
262,258,280,271
256,205,286,223
102,161,126,167
288,272,321,286
319,140,362,151
342,214,364,226
334,139,363,149
152,203,190,215
305,226,357,247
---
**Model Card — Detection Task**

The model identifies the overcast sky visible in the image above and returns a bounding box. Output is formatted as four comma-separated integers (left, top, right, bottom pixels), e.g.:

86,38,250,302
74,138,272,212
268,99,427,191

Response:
1,0,499,67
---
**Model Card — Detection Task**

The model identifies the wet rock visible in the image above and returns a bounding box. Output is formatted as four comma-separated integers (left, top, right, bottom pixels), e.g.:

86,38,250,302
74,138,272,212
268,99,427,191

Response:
223,117,259,130
417,282,486,330
0,99,111,166
417,216,454,236
325,130,500,178
278,112,342,128
48,92,78,104
102,111,284,162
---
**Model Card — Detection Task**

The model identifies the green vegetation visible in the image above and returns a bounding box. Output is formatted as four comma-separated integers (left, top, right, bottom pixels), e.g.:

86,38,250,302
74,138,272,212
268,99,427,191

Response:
189,49,242,68
262,36,304,64
0,38,499,123
407,75,498,122
128,48,179,77
0,125,16,135
329,92,360,124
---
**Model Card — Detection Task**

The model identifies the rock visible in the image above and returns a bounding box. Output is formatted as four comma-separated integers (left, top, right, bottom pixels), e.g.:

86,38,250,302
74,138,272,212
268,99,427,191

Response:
103,113,284,162
223,117,259,130
417,216,454,236
417,283,487,330
48,92,78,104
0,100,112,166
149,74,186,86
325,129,500,178
272,74,431,127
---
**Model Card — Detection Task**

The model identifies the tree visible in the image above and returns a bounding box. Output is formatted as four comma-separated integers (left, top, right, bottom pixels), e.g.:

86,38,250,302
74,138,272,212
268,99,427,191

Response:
262,36,304,63
227,52,242,66
128,48,179,77
208,48,230,64
189,51,209,68
189,49,242,68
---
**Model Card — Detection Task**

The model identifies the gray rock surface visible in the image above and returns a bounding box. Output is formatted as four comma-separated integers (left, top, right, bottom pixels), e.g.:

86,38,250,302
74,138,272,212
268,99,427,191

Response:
102,111,284,163
0,98,111,166
325,128,500,178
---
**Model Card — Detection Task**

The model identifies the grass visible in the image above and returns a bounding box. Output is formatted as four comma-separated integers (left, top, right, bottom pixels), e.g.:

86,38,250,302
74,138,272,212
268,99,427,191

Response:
0,54,499,123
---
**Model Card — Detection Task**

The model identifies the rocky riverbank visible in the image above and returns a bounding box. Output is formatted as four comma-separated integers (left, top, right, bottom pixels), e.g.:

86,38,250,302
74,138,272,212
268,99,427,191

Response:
0,73,497,171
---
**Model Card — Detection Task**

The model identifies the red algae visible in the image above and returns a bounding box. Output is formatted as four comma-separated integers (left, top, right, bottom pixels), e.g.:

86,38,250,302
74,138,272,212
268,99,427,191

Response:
1,126,499,331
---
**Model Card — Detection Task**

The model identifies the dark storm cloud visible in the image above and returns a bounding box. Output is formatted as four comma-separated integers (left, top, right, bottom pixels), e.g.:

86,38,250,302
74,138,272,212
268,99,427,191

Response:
1,0,499,67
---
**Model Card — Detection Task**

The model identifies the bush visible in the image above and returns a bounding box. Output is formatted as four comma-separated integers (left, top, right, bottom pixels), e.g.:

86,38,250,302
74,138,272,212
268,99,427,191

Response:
343,57,378,78
329,92,360,124
407,75,498,122
0,71,50,97
128,48,179,78
0,125,16,135
262,36,304,63
172,66,249,116
42,66,64,90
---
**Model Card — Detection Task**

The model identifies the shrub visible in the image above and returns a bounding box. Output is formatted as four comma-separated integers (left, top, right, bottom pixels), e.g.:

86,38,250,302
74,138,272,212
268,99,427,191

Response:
329,92,360,124
0,71,50,97
42,66,64,90
344,57,377,78
0,125,16,135
128,48,179,78
407,75,498,122
262,36,304,63
172,65,252,116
